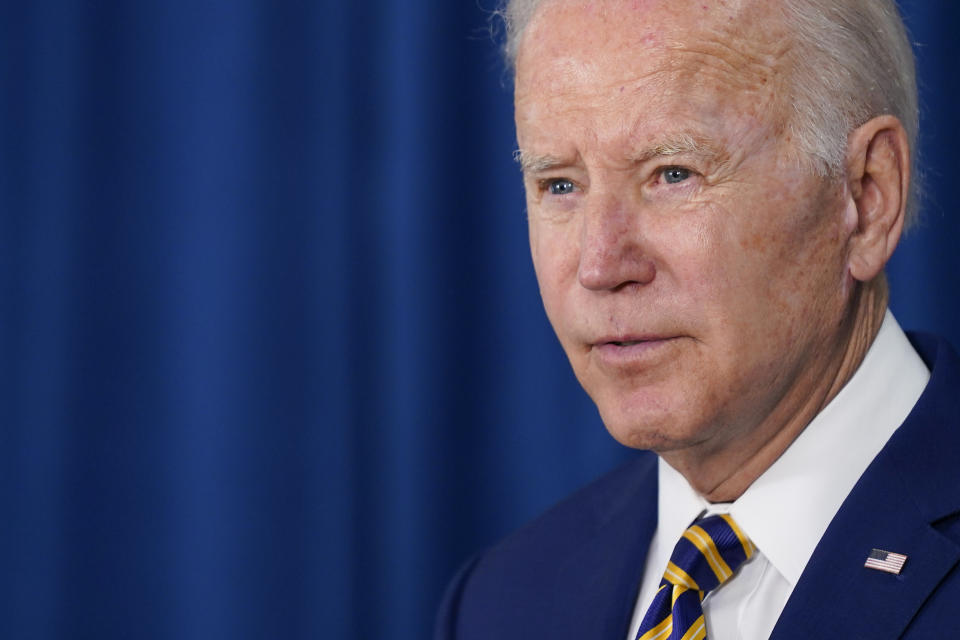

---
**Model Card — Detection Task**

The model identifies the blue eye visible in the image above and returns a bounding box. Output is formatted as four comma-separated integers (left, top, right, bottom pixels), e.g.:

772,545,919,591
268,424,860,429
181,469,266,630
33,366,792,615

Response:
547,179,577,195
662,167,691,184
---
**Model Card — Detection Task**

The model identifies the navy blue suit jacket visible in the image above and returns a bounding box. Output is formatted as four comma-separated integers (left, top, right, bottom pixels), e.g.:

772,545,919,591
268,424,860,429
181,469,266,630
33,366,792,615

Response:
436,334,960,639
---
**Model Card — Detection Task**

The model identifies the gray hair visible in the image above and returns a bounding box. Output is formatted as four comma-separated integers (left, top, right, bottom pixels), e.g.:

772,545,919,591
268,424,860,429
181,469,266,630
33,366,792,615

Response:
499,0,920,225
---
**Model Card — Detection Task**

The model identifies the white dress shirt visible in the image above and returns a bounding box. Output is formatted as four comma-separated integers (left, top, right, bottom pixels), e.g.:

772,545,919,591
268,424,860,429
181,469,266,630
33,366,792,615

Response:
626,311,930,640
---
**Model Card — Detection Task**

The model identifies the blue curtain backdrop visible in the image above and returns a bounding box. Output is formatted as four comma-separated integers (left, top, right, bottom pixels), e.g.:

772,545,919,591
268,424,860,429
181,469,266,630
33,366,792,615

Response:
2,1,957,638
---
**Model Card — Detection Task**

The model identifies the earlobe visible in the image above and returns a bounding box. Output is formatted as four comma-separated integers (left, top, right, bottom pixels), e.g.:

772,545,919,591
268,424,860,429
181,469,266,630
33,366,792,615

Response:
844,115,909,283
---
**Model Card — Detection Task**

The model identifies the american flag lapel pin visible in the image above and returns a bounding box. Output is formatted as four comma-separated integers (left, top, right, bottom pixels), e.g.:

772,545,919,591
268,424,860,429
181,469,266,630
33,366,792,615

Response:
864,548,908,575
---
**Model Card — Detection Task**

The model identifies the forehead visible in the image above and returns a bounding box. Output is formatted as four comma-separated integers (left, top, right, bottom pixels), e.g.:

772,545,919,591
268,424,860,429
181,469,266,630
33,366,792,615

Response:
514,0,793,146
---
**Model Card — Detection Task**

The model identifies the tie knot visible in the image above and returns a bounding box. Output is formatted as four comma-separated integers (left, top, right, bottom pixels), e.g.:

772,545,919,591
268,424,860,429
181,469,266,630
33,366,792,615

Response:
662,514,755,595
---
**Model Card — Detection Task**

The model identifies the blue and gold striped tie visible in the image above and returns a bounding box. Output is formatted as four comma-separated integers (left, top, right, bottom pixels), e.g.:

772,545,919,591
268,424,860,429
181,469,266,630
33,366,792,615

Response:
635,514,755,640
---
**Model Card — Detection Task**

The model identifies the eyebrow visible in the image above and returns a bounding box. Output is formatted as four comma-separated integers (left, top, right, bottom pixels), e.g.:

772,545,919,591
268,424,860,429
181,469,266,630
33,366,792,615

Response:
626,133,726,164
515,133,727,174
514,149,567,174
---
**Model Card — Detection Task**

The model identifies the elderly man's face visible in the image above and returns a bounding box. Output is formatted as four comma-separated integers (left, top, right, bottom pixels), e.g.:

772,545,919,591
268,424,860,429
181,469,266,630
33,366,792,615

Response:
515,0,855,456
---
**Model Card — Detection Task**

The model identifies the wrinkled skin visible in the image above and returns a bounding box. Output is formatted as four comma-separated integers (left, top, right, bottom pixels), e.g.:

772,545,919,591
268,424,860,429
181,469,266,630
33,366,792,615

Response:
514,0,903,500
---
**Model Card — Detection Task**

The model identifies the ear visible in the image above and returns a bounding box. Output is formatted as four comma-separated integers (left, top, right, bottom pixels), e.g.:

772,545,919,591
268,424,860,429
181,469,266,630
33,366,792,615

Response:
844,115,910,282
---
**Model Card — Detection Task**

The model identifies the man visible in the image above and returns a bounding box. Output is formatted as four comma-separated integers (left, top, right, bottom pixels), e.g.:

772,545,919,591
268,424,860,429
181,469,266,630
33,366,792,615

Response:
436,0,960,638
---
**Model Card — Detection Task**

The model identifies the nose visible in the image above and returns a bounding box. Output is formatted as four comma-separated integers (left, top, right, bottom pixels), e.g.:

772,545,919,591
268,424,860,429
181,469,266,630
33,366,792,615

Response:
577,192,656,290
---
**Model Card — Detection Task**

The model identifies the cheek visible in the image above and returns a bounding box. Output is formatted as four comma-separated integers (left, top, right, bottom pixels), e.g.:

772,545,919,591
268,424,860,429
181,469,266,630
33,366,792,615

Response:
661,201,796,330
721,192,847,344
530,222,578,318
660,211,738,303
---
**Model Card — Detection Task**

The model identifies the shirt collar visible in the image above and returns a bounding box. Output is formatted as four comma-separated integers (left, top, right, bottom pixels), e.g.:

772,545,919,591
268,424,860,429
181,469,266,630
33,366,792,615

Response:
658,310,929,586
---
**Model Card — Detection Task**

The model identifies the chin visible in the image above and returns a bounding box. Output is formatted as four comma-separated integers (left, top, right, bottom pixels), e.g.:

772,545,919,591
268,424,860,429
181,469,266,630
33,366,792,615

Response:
590,382,719,454
597,403,688,452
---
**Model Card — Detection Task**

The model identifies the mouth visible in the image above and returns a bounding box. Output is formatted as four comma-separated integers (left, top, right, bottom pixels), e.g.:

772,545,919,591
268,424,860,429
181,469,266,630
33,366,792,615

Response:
590,335,681,368
597,335,674,347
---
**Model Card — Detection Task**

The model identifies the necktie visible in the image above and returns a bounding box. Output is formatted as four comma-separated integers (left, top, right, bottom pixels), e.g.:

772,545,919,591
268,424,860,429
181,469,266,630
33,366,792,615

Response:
634,514,755,640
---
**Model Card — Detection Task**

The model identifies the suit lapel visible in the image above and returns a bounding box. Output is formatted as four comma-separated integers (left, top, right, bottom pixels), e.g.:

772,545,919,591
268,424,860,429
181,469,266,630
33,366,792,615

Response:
773,335,960,639
547,455,659,639
770,462,960,639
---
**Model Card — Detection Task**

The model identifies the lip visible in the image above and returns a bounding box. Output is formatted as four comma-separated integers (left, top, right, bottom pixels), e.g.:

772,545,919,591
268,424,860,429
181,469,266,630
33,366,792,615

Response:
593,333,677,347
590,335,681,369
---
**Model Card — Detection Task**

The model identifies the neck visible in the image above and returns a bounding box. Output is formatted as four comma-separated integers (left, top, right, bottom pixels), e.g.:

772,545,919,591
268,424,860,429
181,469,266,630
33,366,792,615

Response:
662,276,889,503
